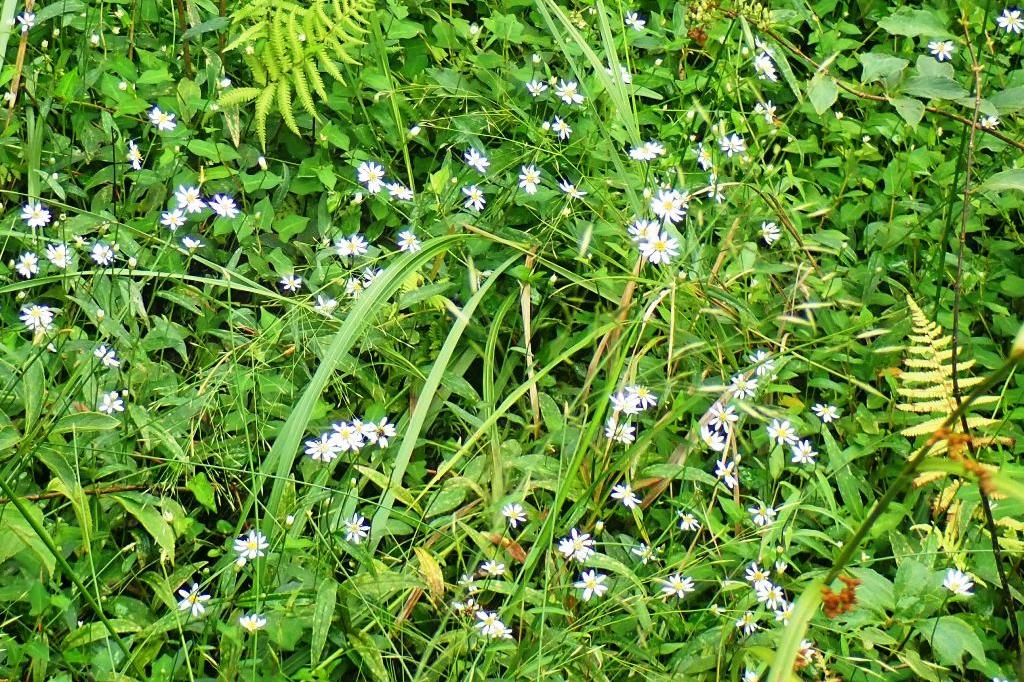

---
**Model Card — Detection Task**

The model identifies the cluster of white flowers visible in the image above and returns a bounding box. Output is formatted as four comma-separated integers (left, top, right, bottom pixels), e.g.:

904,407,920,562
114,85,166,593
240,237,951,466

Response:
474,610,514,639
173,529,270,631
355,160,413,200
752,38,778,82
628,140,666,161
604,383,658,445
304,417,398,462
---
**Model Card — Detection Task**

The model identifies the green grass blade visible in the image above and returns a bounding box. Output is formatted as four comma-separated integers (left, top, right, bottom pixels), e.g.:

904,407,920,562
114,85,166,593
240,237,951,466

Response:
256,234,471,529
368,254,519,551
768,579,823,682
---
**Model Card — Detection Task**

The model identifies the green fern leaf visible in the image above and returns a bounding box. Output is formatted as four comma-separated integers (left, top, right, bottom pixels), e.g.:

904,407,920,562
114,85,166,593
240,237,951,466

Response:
271,10,292,67
227,0,371,140
254,84,277,148
277,78,300,136
218,87,263,109
319,55,345,84
292,67,317,119
305,61,329,100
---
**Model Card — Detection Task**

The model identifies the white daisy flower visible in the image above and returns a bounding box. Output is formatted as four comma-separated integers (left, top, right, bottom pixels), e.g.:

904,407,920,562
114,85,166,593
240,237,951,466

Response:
238,613,267,632
233,529,269,566
397,230,421,252
790,439,818,465
176,582,211,618
640,231,679,265
554,79,584,105
149,106,177,131
943,568,974,597
766,418,799,446
464,147,490,173
575,570,608,601
45,243,72,269
98,391,124,414
997,7,1023,33
21,202,51,228
811,403,840,423
356,161,386,194
174,185,205,214
208,194,239,218
344,513,370,544
610,483,640,509
15,252,39,278
928,40,955,62
557,528,595,563
660,573,695,598
502,503,527,528
462,185,486,212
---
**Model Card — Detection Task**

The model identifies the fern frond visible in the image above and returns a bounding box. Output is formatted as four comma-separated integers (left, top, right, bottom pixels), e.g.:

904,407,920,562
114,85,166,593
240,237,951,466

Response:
254,84,277,148
270,11,291,68
896,296,1002,459
218,87,263,108
292,68,318,119
227,0,371,140
305,61,329,100
277,78,300,136
244,53,268,86
319,55,345,84
287,12,304,64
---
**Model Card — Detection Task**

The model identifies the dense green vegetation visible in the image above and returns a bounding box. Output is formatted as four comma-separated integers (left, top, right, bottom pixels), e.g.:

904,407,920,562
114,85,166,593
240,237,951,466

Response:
1,0,1024,679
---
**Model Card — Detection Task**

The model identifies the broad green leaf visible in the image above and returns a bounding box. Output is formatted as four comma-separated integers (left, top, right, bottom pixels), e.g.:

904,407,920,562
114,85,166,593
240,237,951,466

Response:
52,412,120,435
990,85,1024,114
892,96,926,128
859,53,909,84
978,169,1024,193
186,473,216,512
181,16,229,40
311,579,338,664
0,504,56,577
0,0,18,77
347,631,389,682
112,494,175,564
33,0,86,24
902,76,968,101
21,358,43,433
877,8,951,37
186,139,241,162
63,619,142,649
807,73,839,114
915,616,986,666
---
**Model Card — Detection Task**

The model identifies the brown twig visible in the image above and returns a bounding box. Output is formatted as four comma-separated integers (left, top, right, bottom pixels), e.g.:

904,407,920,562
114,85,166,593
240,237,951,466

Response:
520,247,541,438
174,0,193,77
761,27,1024,152
948,17,1023,654
3,0,34,130
0,483,188,504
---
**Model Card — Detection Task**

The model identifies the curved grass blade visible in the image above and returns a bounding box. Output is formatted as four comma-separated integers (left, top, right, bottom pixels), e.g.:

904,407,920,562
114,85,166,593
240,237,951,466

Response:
768,579,823,682
252,234,471,529
368,255,518,551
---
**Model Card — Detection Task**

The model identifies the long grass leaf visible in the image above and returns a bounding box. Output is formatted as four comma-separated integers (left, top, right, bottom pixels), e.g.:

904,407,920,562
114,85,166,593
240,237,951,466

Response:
256,234,470,528
368,254,518,551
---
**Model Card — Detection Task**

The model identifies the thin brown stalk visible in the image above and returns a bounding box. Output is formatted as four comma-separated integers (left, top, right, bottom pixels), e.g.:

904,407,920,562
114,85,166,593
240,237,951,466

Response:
520,247,541,438
3,0,34,129
949,19,1022,653
763,27,1024,153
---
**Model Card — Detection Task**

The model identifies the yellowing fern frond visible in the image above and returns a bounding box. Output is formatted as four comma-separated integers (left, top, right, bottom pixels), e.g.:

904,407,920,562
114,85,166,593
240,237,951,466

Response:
897,296,1002,459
